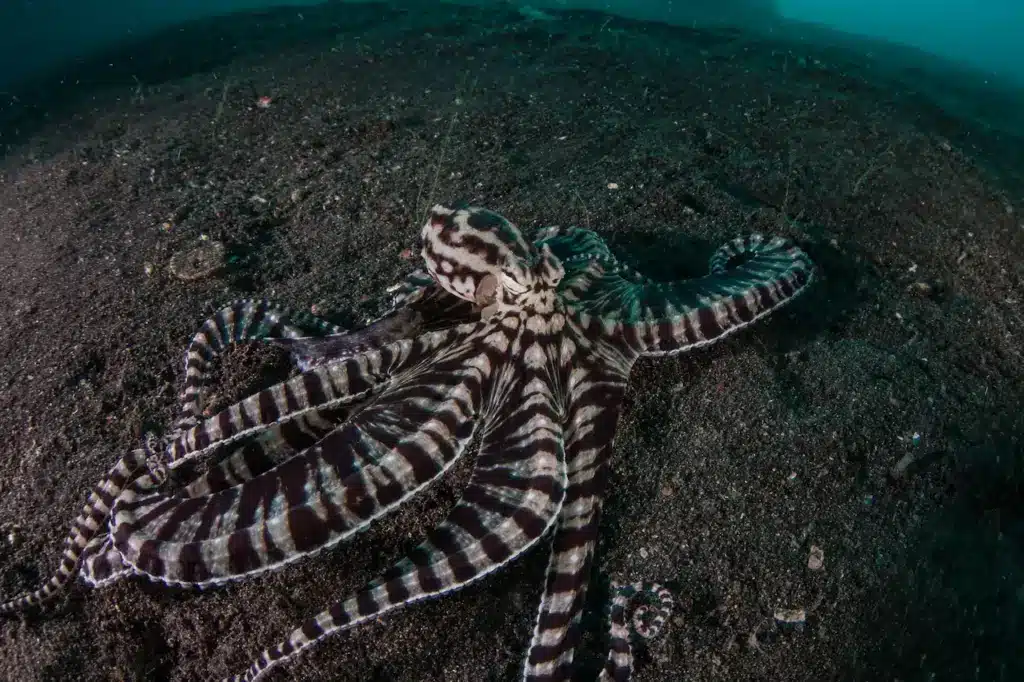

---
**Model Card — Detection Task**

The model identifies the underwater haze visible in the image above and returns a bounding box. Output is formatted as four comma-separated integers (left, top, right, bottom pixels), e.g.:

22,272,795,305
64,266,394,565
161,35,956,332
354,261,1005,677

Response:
0,1,1022,682
2,1,1024,88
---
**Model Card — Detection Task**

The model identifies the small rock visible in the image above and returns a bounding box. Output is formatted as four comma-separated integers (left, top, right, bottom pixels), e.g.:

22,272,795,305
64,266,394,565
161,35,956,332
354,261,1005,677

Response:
290,188,306,203
891,451,918,478
660,484,675,497
1,523,20,547
169,241,226,281
907,281,932,296
774,608,806,625
807,545,824,571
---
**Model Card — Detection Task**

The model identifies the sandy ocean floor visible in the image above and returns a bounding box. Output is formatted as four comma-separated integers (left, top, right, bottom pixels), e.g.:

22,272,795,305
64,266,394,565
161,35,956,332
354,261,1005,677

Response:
1,3,1022,681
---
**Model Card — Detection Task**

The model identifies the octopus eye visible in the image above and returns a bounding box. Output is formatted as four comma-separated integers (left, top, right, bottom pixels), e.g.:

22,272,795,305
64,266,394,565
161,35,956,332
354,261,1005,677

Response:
474,274,499,306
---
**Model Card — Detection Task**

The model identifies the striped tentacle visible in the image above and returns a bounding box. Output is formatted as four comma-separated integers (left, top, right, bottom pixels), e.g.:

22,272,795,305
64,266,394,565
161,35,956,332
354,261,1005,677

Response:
81,279,477,590
3,297,348,608
535,225,650,287
175,289,477,498
229,338,567,682
178,404,355,499
80,536,128,588
270,277,479,372
80,406,360,588
174,275,473,432
554,232,815,357
175,299,343,435
0,434,163,612
79,463,171,588
109,323,488,587
523,346,635,682
162,324,423,471
166,278,482,471
83,405,370,587
172,276,477,491
599,581,674,682
79,306,353,590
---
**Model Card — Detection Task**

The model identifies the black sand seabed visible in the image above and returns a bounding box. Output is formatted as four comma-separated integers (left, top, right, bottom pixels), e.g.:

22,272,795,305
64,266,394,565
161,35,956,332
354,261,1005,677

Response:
1,3,1022,681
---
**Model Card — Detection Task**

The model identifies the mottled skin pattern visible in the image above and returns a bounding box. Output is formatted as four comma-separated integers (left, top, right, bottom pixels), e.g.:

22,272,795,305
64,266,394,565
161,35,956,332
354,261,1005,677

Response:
1,205,814,681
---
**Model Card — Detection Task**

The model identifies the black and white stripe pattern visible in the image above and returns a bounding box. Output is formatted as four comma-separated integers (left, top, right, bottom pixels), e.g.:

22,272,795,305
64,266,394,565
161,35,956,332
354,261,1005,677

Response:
174,299,344,436
2,205,815,682
600,582,674,681
522,358,633,681
548,227,815,357
111,325,474,585
420,204,533,306
0,436,157,612
3,296,342,610
4,285,465,609
231,316,569,682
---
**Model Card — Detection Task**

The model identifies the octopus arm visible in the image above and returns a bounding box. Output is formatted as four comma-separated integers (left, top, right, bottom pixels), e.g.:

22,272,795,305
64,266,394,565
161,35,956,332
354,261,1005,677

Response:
228,373,567,682
110,329,489,587
176,284,478,498
564,234,815,357
522,365,629,681
269,281,479,371
163,323,471,469
82,403,367,588
83,289,479,592
0,445,150,613
174,298,345,434
0,324,465,613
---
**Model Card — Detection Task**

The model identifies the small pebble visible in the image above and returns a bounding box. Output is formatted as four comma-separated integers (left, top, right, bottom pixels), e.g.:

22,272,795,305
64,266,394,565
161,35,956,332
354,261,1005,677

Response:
907,281,933,296
774,608,806,624
807,545,824,571
169,241,226,281
891,451,917,478
660,484,674,497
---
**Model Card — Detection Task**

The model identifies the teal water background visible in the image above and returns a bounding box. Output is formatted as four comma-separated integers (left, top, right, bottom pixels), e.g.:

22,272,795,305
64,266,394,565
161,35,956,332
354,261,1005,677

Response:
2,1,1022,91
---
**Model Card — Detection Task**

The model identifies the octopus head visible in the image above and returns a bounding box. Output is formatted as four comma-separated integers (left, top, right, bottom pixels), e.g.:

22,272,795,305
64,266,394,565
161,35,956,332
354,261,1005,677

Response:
419,204,564,316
